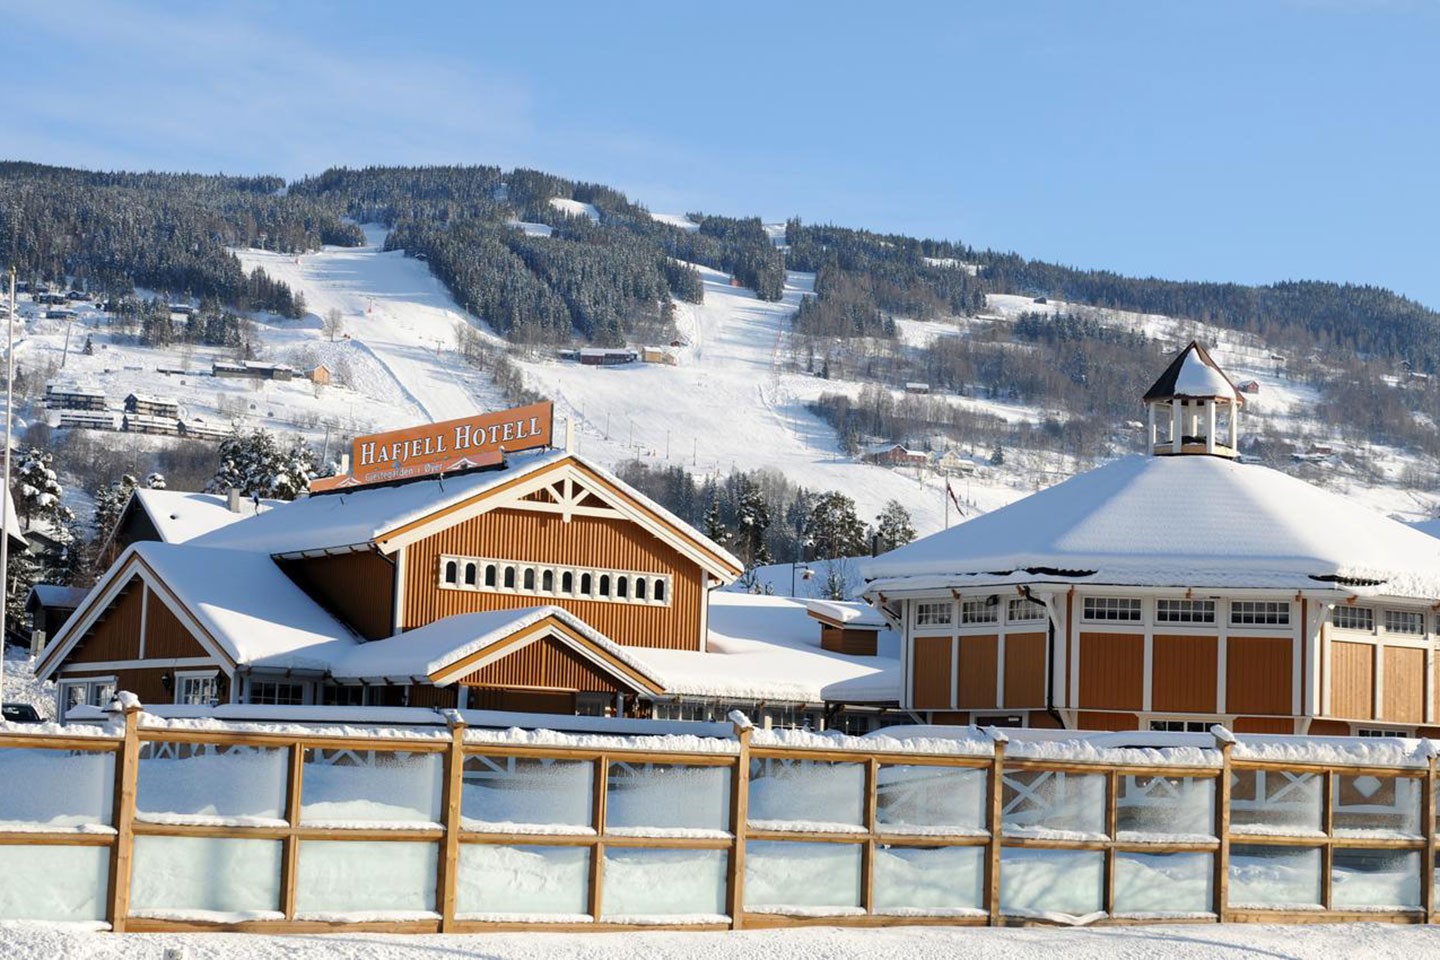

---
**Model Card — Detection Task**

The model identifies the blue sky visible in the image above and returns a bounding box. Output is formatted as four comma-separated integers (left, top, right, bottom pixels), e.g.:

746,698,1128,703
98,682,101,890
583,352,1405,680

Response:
3,0,1438,306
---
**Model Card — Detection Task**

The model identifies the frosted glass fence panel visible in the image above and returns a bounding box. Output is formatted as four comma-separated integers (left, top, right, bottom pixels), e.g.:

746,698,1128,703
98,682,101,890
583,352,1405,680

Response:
296,840,438,917
0,843,108,921
876,764,987,835
744,841,863,912
1000,848,1104,918
873,845,984,914
300,749,442,825
462,756,593,832
1228,844,1322,909
456,845,590,919
1115,775,1215,840
1113,851,1213,916
1001,770,1106,839
1331,849,1421,910
1331,775,1422,838
606,762,731,835
130,836,282,917
0,748,113,828
137,742,287,825
602,848,728,919
748,759,864,830
1230,770,1322,836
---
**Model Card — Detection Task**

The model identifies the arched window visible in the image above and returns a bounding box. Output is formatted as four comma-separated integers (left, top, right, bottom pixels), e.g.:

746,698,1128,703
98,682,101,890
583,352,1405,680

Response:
562,571,574,593
503,566,516,589
464,563,477,586
654,579,666,603
542,569,554,592
635,578,647,600
580,573,592,595
443,560,458,584
617,576,628,599
484,564,497,587
523,568,536,591
599,574,611,597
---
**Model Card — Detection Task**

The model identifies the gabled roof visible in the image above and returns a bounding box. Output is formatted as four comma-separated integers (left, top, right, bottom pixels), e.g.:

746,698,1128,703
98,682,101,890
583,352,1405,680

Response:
192,449,742,580
332,605,665,694
862,455,1440,597
25,584,90,612
1143,340,1243,406
94,488,285,564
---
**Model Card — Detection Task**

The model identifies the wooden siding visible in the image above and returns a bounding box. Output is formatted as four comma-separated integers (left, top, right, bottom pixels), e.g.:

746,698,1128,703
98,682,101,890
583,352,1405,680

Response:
68,578,144,663
403,508,705,650
957,635,999,709
144,595,208,660
1330,641,1374,720
820,625,878,656
1003,632,1046,709
1232,716,1296,734
1225,636,1292,716
1152,635,1218,714
405,685,459,710
60,667,179,705
283,551,395,640
468,688,577,714
912,637,952,710
1076,711,1139,731
1078,632,1143,711
453,634,632,694
1382,645,1425,725
1307,719,1351,736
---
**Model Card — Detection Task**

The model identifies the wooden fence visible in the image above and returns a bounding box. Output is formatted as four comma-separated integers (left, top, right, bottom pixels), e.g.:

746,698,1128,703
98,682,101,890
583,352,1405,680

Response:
1,703,1438,933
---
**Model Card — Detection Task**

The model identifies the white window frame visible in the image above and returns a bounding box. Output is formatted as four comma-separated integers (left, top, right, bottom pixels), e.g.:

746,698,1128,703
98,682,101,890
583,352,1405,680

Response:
174,669,220,706
436,554,672,608
1230,600,1291,627
1147,718,1211,733
1331,605,1375,633
56,676,117,720
1082,596,1142,623
246,679,310,706
1156,599,1216,625
914,600,953,628
1383,609,1426,636
1007,597,1046,623
960,598,999,625
1356,727,1407,739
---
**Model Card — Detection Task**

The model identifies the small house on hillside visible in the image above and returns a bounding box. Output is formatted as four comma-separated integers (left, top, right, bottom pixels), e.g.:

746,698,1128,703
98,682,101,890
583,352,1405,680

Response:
1237,380,1261,395
307,364,331,385
56,410,119,431
641,347,676,366
904,382,931,395
213,360,294,381
862,443,927,467
123,414,181,436
579,348,638,366
125,393,180,419
45,383,107,411
178,419,231,441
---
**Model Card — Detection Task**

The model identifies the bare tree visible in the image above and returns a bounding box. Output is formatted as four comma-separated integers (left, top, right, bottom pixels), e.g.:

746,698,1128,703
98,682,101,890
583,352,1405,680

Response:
323,307,344,342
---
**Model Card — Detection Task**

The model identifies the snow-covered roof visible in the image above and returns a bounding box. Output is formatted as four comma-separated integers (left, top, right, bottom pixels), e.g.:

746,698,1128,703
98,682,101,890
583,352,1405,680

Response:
131,488,285,544
806,598,888,629
1143,341,1241,404
25,584,90,609
862,455,1440,598
1413,518,1440,541
0,486,22,548
631,593,901,704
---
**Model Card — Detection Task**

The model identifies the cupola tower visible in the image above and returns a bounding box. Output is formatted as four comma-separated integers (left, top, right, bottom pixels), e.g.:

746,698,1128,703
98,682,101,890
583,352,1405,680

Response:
1142,340,1243,458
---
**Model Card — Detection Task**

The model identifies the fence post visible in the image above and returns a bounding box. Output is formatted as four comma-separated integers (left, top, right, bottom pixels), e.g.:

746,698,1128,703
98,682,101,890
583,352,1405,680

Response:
588,752,609,923
727,712,753,929
105,694,143,932
863,757,879,916
1104,768,1119,917
1320,769,1334,912
1424,745,1436,923
986,728,1008,926
280,740,304,920
437,711,467,932
1212,725,1235,923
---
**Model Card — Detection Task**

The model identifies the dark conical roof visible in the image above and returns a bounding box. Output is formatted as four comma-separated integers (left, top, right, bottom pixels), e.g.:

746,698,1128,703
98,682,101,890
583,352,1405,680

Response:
1142,340,1243,406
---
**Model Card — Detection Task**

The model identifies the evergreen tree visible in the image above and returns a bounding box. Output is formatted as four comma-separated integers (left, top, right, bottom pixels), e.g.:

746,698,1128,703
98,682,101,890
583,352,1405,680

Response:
806,491,868,559
990,444,1005,466
14,448,74,530
733,474,772,567
206,429,317,501
92,474,140,542
875,500,916,552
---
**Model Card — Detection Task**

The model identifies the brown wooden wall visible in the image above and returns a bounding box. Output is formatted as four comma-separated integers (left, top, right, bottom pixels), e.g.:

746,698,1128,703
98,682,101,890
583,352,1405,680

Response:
402,507,706,650
1330,640,1374,720
283,551,395,640
453,635,629,694
820,625,878,656
68,578,145,663
1003,632,1046,709
912,636,951,710
957,635,998,709
1225,636,1292,716
1382,645,1425,725
1152,635,1218,714
59,667,175,705
145,594,208,659
1078,632,1143,711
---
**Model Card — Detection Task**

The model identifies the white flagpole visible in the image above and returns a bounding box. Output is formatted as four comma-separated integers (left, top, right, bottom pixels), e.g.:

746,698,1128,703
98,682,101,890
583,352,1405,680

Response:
0,265,14,701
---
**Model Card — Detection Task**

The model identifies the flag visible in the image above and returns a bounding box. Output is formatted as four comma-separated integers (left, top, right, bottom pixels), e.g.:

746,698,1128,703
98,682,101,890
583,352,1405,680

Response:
945,478,965,518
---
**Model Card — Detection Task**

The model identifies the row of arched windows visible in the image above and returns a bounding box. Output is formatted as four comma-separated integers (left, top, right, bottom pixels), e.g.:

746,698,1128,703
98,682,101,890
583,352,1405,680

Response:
438,555,671,606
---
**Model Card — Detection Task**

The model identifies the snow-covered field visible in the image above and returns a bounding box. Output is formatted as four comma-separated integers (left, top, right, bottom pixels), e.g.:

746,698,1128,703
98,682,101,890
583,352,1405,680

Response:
2,922,1437,959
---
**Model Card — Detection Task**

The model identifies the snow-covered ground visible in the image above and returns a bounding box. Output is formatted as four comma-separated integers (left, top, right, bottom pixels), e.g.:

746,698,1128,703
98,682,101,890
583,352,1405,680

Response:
2,922,1438,959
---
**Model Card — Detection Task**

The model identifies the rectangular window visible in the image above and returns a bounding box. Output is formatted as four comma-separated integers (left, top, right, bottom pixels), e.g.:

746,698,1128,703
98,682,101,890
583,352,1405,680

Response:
914,601,952,627
1083,597,1142,622
960,599,999,624
1148,719,1211,733
1156,599,1216,624
1332,606,1374,632
1384,610,1425,636
176,674,219,706
1357,728,1405,739
248,681,307,706
1007,597,1046,622
1230,601,1290,626
437,554,670,607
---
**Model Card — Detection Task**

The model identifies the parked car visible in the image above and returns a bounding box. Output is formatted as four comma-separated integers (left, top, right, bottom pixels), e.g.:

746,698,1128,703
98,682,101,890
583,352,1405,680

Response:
1,703,42,723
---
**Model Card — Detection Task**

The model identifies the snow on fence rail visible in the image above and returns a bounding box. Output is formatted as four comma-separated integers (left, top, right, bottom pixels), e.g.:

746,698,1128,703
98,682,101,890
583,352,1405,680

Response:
2,702,1440,933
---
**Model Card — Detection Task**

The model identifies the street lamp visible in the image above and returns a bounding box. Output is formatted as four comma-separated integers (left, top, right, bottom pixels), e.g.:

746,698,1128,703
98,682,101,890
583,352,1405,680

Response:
791,538,814,597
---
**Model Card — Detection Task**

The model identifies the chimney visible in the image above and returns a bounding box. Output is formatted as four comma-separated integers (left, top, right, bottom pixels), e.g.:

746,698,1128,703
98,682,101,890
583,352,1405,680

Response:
227,487,241,513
